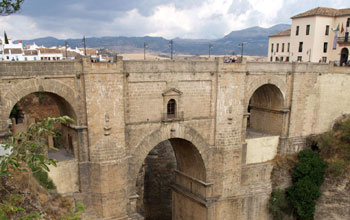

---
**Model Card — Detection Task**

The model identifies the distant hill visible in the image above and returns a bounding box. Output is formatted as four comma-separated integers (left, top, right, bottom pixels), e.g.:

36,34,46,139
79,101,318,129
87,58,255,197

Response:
18,24,290,56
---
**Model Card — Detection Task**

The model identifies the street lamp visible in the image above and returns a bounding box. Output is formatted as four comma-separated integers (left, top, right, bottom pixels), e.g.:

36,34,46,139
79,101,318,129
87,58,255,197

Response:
238,42,245,62
144,42,148,60
82,36,87,56
168,40,173,60
65,41,68,59
209,44,213,58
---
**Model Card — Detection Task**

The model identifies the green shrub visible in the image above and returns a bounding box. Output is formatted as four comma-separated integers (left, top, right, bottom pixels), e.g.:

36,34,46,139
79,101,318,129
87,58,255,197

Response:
292,149,327,187
317,132,336,158
268,189,290,220
30,165,56,190
339,119,350,143
286,149,327,220
327,159,345,176
286,177,320,220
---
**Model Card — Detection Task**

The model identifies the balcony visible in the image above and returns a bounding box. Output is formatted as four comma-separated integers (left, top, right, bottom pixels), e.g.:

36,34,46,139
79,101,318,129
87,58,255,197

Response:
161,111,184,122
338,34,350,45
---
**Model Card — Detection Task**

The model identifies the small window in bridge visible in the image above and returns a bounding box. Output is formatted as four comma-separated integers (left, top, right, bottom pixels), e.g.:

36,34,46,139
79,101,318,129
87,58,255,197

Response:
167,99,176,118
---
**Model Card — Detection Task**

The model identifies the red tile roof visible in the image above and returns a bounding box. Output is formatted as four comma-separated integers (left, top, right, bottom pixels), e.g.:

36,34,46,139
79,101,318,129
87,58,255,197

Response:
270,29,291,37
4,48,23,54
38,48,61,54
24,50,38,55
292,7,350,19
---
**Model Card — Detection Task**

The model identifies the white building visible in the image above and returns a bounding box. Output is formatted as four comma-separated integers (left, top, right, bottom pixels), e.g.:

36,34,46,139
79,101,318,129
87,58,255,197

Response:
268,7,350,65
0,37,25,61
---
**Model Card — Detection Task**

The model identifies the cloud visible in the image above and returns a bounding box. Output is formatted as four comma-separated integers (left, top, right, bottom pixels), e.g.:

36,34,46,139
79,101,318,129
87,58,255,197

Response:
0,0,350,40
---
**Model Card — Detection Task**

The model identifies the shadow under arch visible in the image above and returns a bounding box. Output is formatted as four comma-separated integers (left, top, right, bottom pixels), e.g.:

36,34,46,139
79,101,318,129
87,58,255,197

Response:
247,83,285,135
2,78,79,122
131,125,210,184
246,79,287,110
133,126,209,220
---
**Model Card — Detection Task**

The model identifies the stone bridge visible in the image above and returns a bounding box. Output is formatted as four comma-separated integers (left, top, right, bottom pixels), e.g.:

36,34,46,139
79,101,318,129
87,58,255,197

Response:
1,57,350,220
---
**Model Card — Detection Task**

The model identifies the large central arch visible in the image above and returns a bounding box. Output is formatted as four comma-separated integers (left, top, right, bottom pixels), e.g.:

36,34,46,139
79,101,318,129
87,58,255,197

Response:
130,124,211,220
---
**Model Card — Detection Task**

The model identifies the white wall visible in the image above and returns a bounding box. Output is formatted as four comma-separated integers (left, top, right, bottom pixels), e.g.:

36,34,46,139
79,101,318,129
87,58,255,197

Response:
246,136,279,164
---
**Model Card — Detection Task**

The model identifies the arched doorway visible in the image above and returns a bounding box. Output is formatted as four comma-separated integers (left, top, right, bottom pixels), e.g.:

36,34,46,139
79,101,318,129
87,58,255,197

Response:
8,91,79,195
246,84,284,138
340,48,349,66
136,138,206,220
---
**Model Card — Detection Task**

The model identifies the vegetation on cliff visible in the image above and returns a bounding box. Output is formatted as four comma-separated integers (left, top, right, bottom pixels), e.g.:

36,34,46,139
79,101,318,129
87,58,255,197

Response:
0,116,84,219
269,116,350,220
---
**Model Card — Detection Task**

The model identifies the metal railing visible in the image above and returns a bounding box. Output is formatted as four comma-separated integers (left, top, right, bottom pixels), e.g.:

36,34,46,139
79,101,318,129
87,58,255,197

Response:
338,36,349,43
161,111,184,122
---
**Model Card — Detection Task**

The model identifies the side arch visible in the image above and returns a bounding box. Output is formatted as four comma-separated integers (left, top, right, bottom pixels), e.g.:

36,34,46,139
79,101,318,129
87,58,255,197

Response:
245,77,287,109
2,78,79,121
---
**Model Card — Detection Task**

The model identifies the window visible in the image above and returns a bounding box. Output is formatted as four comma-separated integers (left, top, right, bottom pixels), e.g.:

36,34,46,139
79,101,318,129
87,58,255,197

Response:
323,42,328,53
306,25,310,35
325,25,329,35
296,26,299,36
282,43,285,52
167,99,176,118
280,57,283,62
275,57,279,61
298,42,303,52
271,43,274,52
287,43,290,52
347,18,350,27
322,57,327,63
297,56,302,62
276,43,279,52
270,56,273,61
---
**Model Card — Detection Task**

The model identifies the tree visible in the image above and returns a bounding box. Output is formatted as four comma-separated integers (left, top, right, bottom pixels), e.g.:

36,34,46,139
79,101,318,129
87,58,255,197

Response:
286,149,327,220
0,116,84,219
0,0,24,16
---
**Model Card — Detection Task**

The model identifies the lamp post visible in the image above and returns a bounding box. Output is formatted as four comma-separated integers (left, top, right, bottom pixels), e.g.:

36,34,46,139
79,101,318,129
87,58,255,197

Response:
209,44,213,58
82,36,87,56
65,41,68,59
168,40,173,60
144,42,148,60
307,49,311,62
238,42,245,62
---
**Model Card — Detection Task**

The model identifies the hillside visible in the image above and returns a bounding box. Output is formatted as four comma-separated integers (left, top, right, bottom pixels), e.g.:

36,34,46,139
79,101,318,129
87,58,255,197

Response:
18,24,290,56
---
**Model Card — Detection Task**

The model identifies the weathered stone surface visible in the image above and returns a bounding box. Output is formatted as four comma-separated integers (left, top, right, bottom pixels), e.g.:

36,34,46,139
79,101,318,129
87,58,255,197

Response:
0,58,350,220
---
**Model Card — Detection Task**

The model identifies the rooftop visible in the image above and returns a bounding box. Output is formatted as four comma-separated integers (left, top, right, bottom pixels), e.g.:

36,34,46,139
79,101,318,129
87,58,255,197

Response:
292,7,350,19
269,29,291,37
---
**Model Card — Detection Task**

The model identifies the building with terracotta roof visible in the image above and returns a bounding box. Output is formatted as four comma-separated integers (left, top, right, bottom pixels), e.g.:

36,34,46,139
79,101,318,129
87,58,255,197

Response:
268,7,350,65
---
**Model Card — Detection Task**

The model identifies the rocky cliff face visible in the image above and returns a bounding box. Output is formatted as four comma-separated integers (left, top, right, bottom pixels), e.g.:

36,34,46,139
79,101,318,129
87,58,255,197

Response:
315,175,350,220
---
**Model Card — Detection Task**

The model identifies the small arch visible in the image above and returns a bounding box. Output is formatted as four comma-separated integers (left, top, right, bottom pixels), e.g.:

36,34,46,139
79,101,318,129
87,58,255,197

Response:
167,99,176,118
6,91,80,195
2,79,79,123
247,84,284,136
340,47,349,66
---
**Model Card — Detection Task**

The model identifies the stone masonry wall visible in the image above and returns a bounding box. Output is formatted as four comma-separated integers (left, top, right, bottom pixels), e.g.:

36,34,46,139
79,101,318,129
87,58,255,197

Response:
1,59,350,220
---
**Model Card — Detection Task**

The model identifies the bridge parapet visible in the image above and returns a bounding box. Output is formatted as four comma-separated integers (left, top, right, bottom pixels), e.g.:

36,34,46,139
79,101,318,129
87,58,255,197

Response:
0,60,81,77
124,59,217,73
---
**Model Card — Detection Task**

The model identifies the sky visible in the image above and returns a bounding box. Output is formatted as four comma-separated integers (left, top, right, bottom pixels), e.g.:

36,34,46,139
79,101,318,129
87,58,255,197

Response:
0,0,350,40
